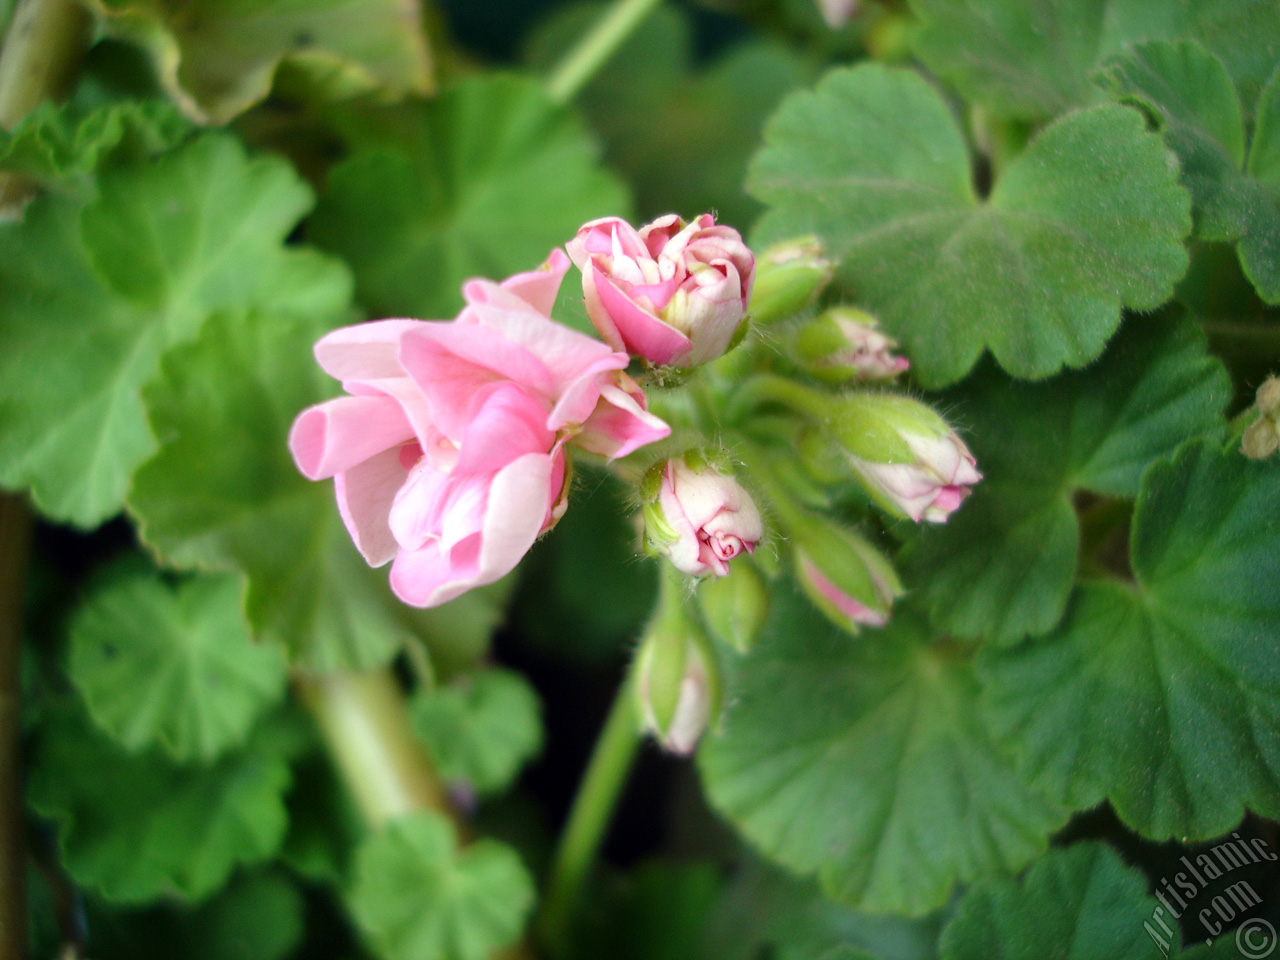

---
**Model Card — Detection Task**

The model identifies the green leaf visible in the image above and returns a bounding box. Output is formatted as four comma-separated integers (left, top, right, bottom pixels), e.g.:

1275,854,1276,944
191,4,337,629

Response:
68,564,287,762
749,65,1191,387
128,308,481,671
168,872,306,960
28,703,291,904
91,0,433,124
347,811,535,960
410,668,543,796
1096,42,1280,303
908,0,1108,120
939,843,1172,959
902,311,1229,644
699,587,1067,915
981,439,1280,839
525,4,810,225
0,133,324,526
909,0,1280,121
0,99,189,192
310,75,630,320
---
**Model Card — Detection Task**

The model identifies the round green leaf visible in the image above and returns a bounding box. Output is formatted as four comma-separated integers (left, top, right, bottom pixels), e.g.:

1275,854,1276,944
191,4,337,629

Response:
750,64,1191,387
699,587,1068,915
310,74,630,320
981,439,1280,839
410,669,543,796
69,566,287,762
939,843,1172,960
0,133,324,526
347,811,535,960
28,704,291,904
1096,41,1280,303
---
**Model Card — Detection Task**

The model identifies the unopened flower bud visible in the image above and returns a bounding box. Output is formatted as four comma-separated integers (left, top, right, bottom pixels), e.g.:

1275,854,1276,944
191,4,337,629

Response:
642,453,764,577
795,308,909,383
698,559,769,653
636,589,721,755
790,519,902,632
829,393,981,523
1243,377,1280,460
567,214,755,368
749,237,833,325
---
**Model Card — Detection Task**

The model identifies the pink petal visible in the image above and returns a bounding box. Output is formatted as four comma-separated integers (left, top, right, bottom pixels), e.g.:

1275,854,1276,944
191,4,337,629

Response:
388,452,553,608
546,354,629,432
334,445,408,566
468,295,621,397
340,376,441,453
497,248,571,315
398,321,554,438
567,217,647,266
454,381,556,475
290,394,414,480
574,381,671,459
314,319,423,381
592,264,691,365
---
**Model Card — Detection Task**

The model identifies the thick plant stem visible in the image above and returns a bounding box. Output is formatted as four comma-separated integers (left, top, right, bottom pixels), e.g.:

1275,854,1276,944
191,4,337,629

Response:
298,669,451,828
0,496,31,960
539,668,643,952
546,0,662,105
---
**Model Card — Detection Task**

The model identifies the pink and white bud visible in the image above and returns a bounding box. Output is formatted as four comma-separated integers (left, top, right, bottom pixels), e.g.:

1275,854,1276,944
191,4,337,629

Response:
829,394,981,524
636,584,721,756
817,0,858,28
643,453,763,577
795,308,909,383
790,522,901,633
566,214,755,368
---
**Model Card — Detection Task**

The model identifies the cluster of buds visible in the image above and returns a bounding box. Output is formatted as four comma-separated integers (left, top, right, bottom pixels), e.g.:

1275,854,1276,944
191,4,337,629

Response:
290,207,984,758
1243,377,1280,459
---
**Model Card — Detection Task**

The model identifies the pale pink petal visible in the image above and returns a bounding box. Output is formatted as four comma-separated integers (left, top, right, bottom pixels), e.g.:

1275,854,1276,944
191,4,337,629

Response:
476,452,555,576
289,394,414,480
399,322,555,437
546,354,629,432
592,264,691,365
497,248,571,316
341,377,441,452
314,319,423,381
575,381,671,458
468,295,621,395
454,381,556,474
567,217,647,266
388,452,553,608
333,445,408,566
389,536,480,608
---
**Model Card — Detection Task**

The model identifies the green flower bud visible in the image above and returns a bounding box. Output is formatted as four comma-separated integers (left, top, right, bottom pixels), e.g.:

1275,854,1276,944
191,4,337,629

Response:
698,559,770,653
749,237,833,325
636,584,721,755
794,308,909,383
789,517,902,633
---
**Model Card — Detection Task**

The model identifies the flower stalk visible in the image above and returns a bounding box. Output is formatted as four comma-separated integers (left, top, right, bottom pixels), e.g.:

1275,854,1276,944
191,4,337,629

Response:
546,0,664,105
538,666,643,952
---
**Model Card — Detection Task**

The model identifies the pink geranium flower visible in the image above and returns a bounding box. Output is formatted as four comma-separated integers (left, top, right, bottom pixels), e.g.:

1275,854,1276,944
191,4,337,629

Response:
289,251,670,608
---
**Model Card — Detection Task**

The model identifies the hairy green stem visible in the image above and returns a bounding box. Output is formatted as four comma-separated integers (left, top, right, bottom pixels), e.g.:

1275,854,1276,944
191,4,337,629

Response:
538,667,643,953
546,0,663,105
298,669,450,828
725,372,830,425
